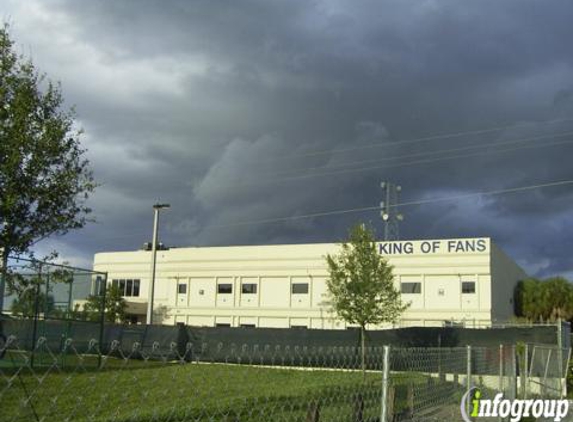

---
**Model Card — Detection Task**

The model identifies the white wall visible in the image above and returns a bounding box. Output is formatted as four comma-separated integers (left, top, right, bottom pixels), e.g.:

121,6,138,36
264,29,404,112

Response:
93,237,519,328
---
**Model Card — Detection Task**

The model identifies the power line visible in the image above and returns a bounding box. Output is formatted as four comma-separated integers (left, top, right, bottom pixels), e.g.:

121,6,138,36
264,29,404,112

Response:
71,178,573,244
261,117,573,162
75,136,573,243
81,126,573,243
200,179,573,230
265,130,573,179
242,135,573,186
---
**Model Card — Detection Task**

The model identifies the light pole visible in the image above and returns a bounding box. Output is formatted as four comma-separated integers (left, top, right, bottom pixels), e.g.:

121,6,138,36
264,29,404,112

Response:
146,203,170,325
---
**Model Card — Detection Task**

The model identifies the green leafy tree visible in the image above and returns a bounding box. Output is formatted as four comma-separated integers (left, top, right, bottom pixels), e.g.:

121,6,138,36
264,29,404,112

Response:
515,277,573,322
325,223,408,373
11,289,54,318
515,278,545,321
543,277,573,320
0,24,96,311
5,260,73,318
84,285,127,323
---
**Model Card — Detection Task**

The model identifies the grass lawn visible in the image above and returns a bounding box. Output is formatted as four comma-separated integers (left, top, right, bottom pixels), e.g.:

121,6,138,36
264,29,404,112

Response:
1,354,388,422
1,349,468,422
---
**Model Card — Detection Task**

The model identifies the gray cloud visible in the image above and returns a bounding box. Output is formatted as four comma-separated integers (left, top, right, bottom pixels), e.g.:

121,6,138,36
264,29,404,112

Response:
3,0,573,278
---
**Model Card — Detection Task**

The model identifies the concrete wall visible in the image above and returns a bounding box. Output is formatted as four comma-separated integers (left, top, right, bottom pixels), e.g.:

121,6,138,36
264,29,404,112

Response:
93,237,523,328
490,243,528,322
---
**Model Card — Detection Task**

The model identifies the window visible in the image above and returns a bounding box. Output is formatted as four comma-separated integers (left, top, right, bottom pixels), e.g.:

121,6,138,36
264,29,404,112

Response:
178,283,187,294
401,282,421,294
218,283,233,294
291,283,309,294
132,280,140,297
242,283,257,294
462,281,476,294
126,279,133,296
93,276,105,295
291,325,307,329
240,323,256,328
216,323,231,327
111,279,141,297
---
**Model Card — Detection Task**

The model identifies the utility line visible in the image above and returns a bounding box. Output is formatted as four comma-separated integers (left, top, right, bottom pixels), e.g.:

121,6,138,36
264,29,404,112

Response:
71,178,573,243
69,133,573,243
242,136,573,185
261,117,573,162
266,130,573,178
201,179,573,230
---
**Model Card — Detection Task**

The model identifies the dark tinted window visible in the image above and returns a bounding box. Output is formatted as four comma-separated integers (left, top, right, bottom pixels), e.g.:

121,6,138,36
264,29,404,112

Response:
126,279,133,296
242,283,257,294
292,283,309,294
132,280,140,297
111,279,140,297
462,281,476,294
218,283,233,294
401,282,421,294
178,283,187,294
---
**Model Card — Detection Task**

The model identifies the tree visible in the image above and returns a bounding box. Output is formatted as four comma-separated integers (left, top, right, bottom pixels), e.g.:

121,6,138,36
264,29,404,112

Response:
515,276,573,322
5,259,73,318
515,278,545,321
84,285,127,323
543,277,573,320
325,223,408,373
0,25,95,311
11,289,54,318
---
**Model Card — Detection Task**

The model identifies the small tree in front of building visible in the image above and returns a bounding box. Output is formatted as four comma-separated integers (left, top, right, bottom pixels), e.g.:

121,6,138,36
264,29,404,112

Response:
84,285,127,323
325,223,408,373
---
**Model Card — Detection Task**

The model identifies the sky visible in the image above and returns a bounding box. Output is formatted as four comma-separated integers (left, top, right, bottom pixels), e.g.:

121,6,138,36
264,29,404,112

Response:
2,0,573,279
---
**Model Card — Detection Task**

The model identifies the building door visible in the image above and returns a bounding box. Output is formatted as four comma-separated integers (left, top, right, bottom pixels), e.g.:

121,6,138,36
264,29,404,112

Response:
177,279,188,307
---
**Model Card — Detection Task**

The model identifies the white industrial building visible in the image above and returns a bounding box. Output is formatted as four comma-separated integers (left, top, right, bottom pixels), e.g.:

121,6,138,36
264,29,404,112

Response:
92,237,527,328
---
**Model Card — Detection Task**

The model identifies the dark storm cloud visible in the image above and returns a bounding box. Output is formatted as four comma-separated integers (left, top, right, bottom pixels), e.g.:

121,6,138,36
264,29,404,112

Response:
3,0,573,279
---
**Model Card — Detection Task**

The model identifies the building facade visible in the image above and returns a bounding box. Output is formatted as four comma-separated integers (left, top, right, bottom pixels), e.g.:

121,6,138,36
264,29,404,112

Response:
92,237,527,328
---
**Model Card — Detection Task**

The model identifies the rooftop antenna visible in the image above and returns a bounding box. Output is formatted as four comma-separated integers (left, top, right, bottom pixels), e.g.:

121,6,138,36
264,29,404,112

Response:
380,181,403,241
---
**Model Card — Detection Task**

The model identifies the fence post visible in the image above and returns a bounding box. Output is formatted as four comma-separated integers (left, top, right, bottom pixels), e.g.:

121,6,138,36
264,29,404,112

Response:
498,344,504,394
511,345,517,400
498,344,504,422
97,272,108,369
542,348,552,397
557,318,564,397
380,345,390,422
30,263,43,369
466,345,472,417
523,343,529,399
466,345,472,391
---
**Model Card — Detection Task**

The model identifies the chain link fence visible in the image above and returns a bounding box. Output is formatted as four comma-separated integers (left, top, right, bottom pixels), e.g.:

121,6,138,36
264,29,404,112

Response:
527,344,571,399
1,256,107,322
1,331,568,422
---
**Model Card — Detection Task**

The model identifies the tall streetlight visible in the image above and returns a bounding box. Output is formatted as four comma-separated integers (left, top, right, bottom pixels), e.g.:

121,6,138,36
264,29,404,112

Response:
146,203,170,325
